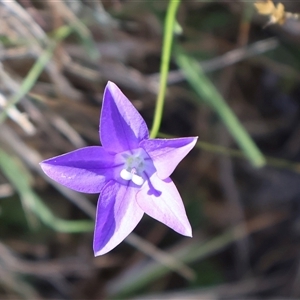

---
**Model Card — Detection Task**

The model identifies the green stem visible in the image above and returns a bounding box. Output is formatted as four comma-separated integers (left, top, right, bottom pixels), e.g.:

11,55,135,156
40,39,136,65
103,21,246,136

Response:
0,26,73,125
0,48,53,124
175,50,266,167
150,0,181,138
0,148,93,233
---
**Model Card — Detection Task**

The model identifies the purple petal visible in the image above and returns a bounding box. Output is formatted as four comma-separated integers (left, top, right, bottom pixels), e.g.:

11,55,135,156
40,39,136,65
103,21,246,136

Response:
137,174,192,237
93,180,144,256
40,146,115,193
141,137,198,179
100,81,149,153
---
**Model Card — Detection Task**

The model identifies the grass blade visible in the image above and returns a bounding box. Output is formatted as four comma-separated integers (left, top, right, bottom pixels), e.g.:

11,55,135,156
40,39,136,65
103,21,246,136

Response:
175,50,266,167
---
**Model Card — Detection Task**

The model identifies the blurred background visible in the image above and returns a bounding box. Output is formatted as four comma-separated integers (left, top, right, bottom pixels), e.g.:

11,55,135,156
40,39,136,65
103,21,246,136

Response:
1,0,300,299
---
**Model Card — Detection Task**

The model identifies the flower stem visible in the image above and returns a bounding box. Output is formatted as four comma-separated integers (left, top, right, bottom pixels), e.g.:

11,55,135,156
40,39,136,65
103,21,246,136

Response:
150,0,181,138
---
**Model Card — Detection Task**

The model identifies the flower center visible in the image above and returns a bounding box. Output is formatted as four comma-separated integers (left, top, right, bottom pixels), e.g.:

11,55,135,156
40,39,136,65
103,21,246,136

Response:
120,152,145,186
114,148,155,187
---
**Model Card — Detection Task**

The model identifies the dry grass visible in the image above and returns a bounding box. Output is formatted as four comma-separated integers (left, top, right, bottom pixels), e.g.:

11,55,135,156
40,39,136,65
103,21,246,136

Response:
1,1,300,299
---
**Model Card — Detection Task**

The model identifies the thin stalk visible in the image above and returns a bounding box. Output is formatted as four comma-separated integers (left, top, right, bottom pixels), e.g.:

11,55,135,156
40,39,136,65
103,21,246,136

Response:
159,132,300,173
175,50,266,167
150,0,181,138
0,25,73,124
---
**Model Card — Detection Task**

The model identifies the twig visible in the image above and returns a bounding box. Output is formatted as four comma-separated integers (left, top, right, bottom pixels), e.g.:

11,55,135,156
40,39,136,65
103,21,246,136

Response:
149,38,279,85
0,92,36,135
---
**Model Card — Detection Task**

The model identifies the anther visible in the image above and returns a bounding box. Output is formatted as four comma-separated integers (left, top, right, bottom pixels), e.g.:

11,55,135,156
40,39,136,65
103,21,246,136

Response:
132,174,144,186
120,169,132,181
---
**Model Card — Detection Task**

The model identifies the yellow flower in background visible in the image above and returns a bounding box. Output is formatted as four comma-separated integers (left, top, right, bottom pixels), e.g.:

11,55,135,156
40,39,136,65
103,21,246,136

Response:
254,0,286,25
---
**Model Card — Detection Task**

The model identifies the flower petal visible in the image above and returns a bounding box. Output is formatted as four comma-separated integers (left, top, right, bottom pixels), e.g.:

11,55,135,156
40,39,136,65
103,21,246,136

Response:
141,137,198,179
137,174,192,237
40,146,115,193
100,81,149,153
93,180,144,256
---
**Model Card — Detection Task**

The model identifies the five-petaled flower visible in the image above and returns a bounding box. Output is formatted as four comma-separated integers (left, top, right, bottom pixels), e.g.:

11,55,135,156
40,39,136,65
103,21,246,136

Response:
40,81,198,256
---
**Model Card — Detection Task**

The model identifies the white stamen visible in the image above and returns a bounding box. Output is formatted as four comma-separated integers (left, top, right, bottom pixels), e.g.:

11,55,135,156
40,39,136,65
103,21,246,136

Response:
132,174,144,186
120,169,132,181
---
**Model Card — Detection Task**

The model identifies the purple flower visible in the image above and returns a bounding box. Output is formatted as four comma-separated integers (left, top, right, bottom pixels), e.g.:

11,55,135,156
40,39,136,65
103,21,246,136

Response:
40,81,197,256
